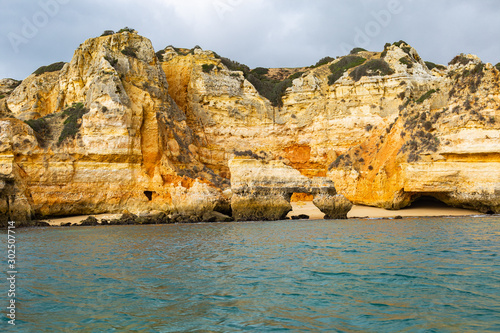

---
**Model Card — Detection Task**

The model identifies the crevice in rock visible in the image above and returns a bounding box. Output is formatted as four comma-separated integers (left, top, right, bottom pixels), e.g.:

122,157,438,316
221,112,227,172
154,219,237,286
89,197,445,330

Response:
143,191,153,201
409,195,450,209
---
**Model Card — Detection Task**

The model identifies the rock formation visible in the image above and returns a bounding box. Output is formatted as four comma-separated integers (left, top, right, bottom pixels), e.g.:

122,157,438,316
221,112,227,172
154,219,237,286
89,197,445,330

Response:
1,33,499,224
159,42,499,214
229,158,351,221
0,31,228,225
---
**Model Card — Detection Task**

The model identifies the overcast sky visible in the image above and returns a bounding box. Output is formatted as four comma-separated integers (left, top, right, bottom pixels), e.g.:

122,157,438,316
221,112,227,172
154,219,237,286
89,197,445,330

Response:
1,0,499,80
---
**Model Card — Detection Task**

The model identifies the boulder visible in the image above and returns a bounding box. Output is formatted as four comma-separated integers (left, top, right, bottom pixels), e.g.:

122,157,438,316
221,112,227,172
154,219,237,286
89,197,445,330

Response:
313,194,353,219
202,211,233,222
110,212,138,225
79,216,99,226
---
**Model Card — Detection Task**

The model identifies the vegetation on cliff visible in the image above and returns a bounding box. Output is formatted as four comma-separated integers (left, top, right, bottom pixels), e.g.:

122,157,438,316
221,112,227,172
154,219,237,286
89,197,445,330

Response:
449,54,474,66
448,62,486,96
202,64,216,73
425,61,446,71
24,102,89,147
312,56,335,68
349,59,394,82
100,27,136,37
350,47,367,54
32,62,66,76
25,117,51,147
399,110,440,162
213,53,302,107
328,55,366,84
246,70,298,107
58,103,89,145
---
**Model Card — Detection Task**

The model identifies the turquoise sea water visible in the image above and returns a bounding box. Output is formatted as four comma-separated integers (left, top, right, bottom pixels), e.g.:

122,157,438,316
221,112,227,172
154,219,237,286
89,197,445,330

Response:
1,216,499,332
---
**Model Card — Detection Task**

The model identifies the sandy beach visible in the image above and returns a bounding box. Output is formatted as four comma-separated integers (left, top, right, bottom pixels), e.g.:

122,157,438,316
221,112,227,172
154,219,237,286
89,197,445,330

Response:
42,200,484,227
287,201,482,220
44,213,122,226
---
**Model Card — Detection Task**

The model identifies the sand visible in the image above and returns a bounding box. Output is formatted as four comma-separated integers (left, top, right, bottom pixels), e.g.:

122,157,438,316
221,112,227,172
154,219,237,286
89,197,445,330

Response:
44,213,121,226
43,201,483,226
287,201,482,220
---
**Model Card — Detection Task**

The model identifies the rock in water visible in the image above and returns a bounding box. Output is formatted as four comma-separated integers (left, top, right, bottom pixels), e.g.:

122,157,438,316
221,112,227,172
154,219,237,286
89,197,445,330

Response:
313,194,353,220
79,216,99,226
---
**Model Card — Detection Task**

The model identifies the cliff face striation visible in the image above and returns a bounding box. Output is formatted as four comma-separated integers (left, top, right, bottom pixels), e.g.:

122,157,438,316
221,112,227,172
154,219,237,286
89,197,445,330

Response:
158,42,499,214
0,32,228,225
1,34,499,224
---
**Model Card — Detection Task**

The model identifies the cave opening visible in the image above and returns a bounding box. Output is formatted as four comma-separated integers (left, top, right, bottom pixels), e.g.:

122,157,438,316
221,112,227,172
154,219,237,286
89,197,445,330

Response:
409,195,449,208
144,191,153,201
287,193,324,220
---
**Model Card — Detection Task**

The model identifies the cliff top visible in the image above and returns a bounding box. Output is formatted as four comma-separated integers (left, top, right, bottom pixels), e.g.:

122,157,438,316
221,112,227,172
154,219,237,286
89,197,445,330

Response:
5,30,496,84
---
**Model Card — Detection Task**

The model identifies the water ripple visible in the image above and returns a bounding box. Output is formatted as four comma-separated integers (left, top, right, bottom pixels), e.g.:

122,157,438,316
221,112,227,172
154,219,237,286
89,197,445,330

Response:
0,216,499,332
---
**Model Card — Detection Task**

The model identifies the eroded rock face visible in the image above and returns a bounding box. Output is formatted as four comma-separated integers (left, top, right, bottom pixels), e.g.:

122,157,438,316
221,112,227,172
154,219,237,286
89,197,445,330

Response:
327,56,500,213
229,158,352,221
2,36,499,221
0,119,36,225
161,44,500,214
1,32,227,220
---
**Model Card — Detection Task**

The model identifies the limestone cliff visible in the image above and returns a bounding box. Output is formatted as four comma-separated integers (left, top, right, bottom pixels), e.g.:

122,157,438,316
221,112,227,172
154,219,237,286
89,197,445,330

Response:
0,31,227,224
1,35,499,223
158,42,499,214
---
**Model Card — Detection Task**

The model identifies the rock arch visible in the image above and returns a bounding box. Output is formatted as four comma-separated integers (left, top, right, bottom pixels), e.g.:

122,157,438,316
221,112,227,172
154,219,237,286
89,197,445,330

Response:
229,158,352,221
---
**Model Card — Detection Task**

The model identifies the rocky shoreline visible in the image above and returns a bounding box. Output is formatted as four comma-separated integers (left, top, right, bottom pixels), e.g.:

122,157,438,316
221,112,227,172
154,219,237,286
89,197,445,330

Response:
25,200,484,228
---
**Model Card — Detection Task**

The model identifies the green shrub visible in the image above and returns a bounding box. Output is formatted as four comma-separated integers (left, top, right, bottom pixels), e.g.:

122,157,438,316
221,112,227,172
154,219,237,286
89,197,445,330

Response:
313,56,335,68
495,63,500,71
271,79,293,107
155,49,166,61
329,154,345,170
328,55,366,84
349,59,394,82
33,62,65,76
424,61,445,71
425,61,437,70
104,55,118,67
250,67,269,76
449,54,472,66
464,99,472,110
234,149,264,160
380,43,391,58
416,89,436,104
118,27,135,33
101,30,114,36
58,103,89,145
218,56,250,75
393,40,412,55
0,94,5,99
213,54,294,107
25,117,51,147
350,47,367,54
423,121,433,131
399,56,413,68
470,63,485,76
202,64,215,73
121,46,137,58
288,71,304,80
247,74,292,108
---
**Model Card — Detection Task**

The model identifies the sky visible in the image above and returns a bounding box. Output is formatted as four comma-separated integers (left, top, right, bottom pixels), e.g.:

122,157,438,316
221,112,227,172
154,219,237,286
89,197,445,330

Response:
1,0,500,80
